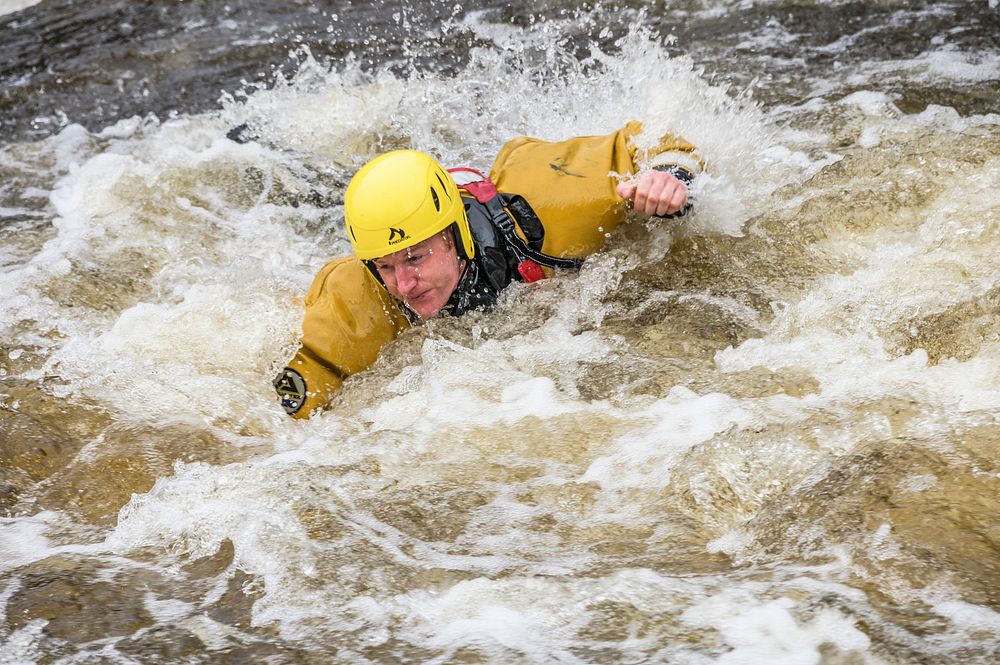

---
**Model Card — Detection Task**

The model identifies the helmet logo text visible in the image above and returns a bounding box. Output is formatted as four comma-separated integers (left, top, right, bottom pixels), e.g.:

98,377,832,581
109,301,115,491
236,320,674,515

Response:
388,227,409,245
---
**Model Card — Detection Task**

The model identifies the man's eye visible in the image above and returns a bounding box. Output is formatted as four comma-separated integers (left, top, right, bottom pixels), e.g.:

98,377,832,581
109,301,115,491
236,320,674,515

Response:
407,254,424,264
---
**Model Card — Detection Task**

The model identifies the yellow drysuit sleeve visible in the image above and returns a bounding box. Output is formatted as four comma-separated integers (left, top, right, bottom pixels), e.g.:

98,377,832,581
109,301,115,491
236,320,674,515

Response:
489,120,702,258
274,257,409,418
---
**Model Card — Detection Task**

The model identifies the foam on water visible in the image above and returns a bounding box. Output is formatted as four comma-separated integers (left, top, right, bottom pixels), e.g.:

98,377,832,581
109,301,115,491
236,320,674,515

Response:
0,512,106,575
1,26,772,431
364,565,882,662
681,594,872,665
0,515,52,574
716,146,1000,414
0,620,48,665
3,6,1000,662
0,0,40,17
93,30,1000,652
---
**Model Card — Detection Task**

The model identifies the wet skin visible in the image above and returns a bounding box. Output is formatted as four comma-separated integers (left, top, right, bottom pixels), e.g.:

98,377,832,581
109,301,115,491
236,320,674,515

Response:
372,232,466,319
616,170,689,217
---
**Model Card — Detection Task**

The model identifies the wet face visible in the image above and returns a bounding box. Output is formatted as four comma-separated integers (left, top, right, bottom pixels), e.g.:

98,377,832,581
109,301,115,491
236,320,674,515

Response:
372,231,466,320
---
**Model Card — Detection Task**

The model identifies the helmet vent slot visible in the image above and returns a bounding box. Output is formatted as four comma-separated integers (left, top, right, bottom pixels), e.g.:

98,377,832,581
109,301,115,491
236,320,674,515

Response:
431,187,441,211
435,172,451,199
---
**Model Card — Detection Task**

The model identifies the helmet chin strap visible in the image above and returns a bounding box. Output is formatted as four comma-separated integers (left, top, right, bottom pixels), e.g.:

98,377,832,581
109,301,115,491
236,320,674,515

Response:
448,223,472,261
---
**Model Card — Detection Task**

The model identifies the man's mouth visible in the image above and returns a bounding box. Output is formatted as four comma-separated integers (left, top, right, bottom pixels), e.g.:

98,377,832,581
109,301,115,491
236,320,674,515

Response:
405,289,431,305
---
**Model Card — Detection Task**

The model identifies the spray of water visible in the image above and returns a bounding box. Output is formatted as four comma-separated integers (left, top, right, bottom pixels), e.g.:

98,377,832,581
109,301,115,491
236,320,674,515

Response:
3,4,999,662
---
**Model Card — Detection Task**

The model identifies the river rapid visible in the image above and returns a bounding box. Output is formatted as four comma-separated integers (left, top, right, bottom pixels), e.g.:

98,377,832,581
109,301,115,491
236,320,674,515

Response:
1,1,999,663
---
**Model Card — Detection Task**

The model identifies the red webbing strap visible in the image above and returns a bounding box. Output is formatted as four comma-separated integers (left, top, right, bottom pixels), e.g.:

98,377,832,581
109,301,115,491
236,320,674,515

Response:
447,167,497,203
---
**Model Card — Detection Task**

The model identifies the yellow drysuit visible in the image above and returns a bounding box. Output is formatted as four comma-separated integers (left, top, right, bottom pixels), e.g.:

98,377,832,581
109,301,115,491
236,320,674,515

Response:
275,122,701,417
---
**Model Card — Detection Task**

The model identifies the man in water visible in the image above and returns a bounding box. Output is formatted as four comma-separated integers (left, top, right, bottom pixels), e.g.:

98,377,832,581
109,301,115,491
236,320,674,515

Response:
274,122,702,417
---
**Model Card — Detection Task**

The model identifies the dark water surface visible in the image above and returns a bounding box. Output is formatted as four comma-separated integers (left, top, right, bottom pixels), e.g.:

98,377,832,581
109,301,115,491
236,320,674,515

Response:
2,0,1000,663
0,0,503,142
3,0,997,143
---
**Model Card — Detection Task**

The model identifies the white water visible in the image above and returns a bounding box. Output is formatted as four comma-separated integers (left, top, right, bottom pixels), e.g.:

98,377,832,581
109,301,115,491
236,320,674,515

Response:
0,0,41,17
2,8,999,663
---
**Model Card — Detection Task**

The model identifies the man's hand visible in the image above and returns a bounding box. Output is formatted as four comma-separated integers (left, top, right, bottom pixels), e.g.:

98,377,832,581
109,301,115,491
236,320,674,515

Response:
616,170,689,217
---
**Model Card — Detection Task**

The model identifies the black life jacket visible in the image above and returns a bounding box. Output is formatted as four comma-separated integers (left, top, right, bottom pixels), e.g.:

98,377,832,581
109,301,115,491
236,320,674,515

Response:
441,169,583,317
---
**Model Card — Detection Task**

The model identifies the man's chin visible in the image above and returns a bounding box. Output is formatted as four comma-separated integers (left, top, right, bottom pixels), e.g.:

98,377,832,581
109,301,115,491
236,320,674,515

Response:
407,298,445,320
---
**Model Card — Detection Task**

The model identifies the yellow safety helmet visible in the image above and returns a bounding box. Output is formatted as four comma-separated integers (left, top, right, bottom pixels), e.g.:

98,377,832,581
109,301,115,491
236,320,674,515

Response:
344,150,474,261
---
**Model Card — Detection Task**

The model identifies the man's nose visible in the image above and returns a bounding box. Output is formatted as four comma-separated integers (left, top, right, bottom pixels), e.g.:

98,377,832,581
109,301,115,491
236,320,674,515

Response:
394,266,419,294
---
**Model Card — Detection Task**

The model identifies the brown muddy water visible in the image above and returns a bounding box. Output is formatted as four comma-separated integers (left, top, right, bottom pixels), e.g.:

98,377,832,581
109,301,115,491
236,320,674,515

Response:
1,0,999,663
